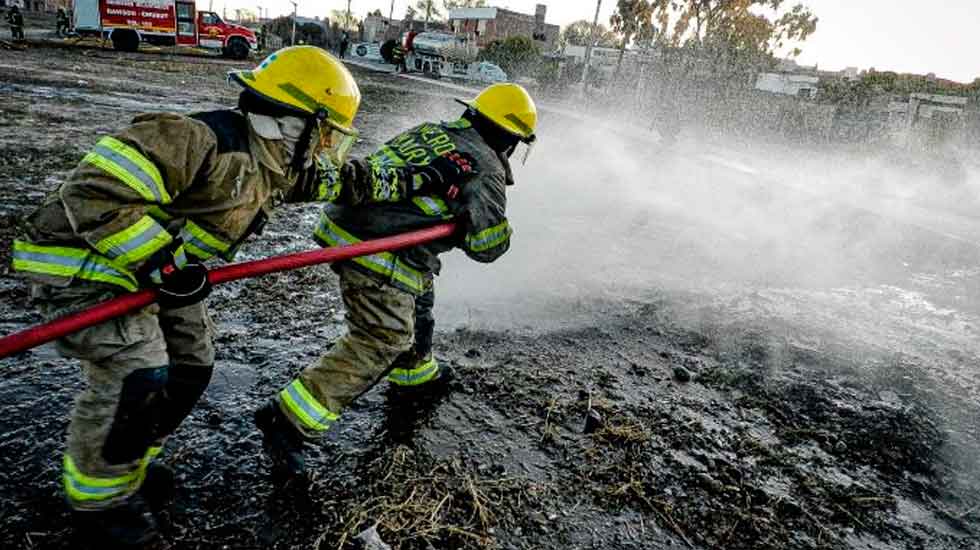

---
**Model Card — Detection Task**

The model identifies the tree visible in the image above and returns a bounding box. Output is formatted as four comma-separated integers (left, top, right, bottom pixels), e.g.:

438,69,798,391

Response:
609,0,652,78
627,1,817,136
648,0,816,56
330,9,360,31
369,9,383,17
415,0,442,30
480,35,541,79
968,78,980,101
561,19,618,48
267,16,326,47
818,77,874,108
234,8,258,23
646,0,817,96
405,6,418,20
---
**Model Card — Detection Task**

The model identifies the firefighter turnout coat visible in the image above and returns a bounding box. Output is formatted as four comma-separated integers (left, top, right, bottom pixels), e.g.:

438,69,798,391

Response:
13,111,304,290
313,117,513,295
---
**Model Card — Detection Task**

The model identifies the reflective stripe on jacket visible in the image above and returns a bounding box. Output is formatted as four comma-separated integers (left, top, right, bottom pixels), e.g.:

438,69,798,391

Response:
12,241,138,291
313,211,428,294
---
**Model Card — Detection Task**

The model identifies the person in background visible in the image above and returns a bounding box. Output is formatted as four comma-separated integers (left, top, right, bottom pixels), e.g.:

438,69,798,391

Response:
392,41,406,73
6,5,24,42
339,30,349,59
56,7,70,38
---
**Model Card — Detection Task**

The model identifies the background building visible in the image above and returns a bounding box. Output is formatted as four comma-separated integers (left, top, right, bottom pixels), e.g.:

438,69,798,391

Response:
756,72,821,99
1,0,89,13
449,4,558,51
4,0,62,12
562,45,643,77
888,92,968,148
361,13,388,43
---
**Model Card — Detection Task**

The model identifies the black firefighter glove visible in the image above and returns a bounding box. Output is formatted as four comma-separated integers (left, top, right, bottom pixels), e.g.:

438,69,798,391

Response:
136,239,212,309
408,151,478,200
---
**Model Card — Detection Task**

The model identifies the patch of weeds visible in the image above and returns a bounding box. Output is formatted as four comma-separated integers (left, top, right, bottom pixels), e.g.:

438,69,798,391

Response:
319,446,546,549
594,417,652,446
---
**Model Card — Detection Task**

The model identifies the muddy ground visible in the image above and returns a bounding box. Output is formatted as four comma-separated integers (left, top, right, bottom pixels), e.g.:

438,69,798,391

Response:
1,44,979,550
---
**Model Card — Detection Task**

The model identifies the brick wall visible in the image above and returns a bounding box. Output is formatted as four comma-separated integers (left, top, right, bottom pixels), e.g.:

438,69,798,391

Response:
10,0,59,12
494,8,558,51
451,6,559,51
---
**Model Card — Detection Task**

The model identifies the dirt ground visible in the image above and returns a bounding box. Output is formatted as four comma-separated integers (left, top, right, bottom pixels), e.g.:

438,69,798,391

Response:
1,44,979,550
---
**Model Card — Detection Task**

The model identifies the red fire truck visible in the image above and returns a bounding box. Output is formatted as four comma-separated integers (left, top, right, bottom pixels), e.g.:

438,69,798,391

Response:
72,0,257,59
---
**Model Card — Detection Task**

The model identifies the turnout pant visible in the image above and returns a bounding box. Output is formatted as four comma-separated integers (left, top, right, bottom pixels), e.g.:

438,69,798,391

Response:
276,265,439,439
35,284,215,511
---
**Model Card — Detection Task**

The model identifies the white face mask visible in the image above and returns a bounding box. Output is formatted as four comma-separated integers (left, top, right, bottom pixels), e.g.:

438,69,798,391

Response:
248,113,309,167
278,116,310,167
251,113,358,173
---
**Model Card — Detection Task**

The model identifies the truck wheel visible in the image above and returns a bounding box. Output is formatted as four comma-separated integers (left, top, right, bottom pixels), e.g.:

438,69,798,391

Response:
111,29,140,52
223,37,250,60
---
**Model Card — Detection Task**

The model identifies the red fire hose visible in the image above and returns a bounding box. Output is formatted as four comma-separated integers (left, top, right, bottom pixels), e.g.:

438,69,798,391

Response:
0,223,456,359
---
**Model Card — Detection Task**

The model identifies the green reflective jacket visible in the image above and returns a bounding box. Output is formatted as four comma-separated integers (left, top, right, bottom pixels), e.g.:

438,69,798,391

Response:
314,118,513,295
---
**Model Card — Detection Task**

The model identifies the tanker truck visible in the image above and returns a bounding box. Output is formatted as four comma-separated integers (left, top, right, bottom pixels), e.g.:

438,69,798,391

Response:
405,31,507,83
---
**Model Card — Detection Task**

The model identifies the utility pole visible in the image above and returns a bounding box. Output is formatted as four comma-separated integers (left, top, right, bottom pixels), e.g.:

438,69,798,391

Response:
346,0,352,30
290,0,297,45
581,0,602,89
388,0,395,39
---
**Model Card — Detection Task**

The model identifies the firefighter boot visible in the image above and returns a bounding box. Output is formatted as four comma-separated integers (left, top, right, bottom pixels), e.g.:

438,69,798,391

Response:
254,400,307,478
71,497,159,549
383,356,455,444
386,354,455,398
140,462,176,519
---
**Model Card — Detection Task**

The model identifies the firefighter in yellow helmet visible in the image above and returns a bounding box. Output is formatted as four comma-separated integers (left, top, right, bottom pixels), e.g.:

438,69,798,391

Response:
254,82,538,477
9,46,465,547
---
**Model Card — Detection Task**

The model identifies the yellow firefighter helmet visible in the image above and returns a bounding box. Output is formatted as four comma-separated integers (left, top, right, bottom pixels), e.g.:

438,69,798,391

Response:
228,45,361,135
457,83,537,141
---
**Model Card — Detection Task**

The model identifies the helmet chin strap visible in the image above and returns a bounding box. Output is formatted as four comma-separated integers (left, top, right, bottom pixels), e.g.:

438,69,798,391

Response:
289,118,316,175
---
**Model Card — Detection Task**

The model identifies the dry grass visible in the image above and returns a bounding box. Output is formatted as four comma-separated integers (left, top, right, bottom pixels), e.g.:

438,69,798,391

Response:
317,446,544,550
594,417,652,445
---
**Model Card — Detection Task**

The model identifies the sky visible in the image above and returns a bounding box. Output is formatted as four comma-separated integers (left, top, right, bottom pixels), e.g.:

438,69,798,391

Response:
225,0,979,83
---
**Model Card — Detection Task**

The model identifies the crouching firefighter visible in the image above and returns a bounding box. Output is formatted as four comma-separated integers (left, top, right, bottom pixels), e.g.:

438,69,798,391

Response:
9,45,466,547
254,83,538,477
